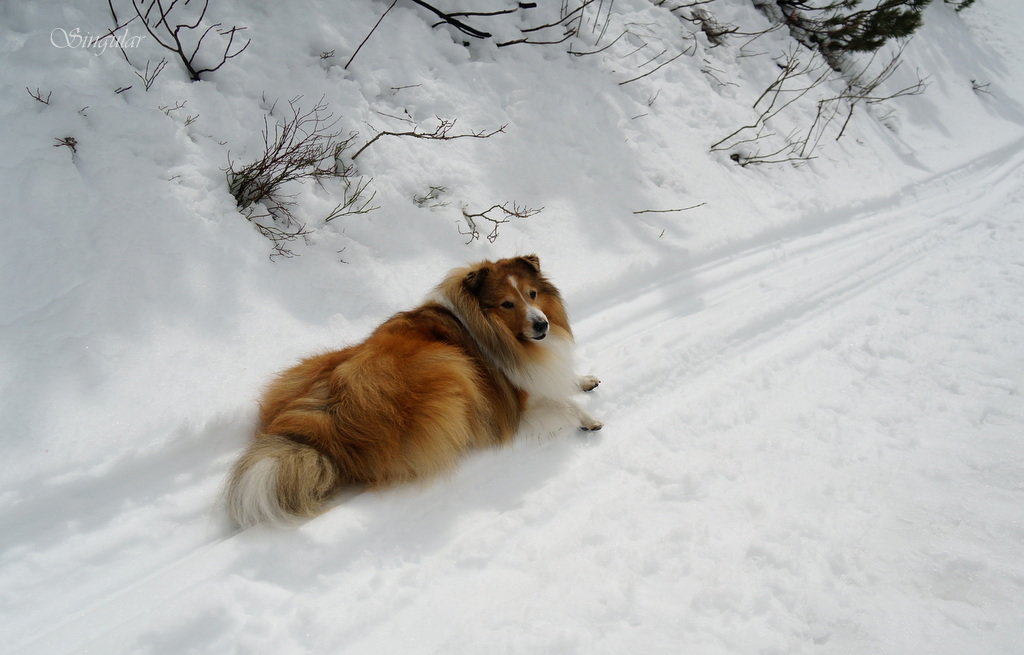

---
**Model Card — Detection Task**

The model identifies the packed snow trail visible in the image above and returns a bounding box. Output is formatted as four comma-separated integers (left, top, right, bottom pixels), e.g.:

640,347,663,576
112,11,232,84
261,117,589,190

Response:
5,143,1024,654
577,136,1024,422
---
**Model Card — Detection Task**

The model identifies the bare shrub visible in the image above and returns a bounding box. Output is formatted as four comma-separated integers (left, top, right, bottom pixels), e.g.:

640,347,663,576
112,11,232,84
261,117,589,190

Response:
712,43,926,165
128,0,251,81
227,96,353,209
227,96,376,256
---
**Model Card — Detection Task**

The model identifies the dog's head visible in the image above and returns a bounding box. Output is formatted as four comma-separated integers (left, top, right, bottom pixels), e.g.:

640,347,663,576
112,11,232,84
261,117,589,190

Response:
461,255,569,342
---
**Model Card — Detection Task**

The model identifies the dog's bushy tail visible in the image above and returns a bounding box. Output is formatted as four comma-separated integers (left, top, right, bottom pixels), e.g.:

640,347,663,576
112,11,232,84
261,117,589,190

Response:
226,435,339,528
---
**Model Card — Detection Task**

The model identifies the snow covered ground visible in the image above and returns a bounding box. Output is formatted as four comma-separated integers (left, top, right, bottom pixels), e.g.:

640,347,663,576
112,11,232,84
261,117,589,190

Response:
2,1,1023,653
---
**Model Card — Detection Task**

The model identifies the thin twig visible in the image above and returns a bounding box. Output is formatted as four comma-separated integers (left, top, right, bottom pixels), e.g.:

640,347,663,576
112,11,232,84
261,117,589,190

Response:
26,87,52,105
346,0,397,70
569,29,626,56
619,50,685,85
632,203,705,214
134,58,168,91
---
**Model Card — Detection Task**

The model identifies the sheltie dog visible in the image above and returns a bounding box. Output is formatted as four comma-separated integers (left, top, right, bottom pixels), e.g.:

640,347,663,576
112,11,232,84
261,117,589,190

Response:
226,255,601,527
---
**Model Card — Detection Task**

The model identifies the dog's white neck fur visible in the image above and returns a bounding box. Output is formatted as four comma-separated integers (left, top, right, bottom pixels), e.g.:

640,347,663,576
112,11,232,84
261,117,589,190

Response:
506,331,579,400
427,289,578,400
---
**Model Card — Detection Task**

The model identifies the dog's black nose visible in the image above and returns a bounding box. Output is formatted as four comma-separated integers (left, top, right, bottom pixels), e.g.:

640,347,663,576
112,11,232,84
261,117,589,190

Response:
533,319,549,335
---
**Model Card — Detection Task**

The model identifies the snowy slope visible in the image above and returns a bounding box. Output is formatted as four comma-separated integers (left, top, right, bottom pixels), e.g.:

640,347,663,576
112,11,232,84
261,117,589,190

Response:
2,1,1024,653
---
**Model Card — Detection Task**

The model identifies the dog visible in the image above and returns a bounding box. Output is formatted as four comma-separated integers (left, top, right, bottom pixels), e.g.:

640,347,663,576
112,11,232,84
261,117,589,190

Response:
225,255,601,527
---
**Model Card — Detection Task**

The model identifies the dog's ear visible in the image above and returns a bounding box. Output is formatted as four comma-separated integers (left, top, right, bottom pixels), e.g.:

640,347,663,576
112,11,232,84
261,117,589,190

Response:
518,254,541,272
463,265,489,295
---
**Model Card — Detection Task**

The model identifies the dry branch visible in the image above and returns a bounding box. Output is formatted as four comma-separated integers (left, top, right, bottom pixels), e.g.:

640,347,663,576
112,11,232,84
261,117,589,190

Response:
324,177,380,222
27,87,52,105
351,118,506,160
53,136,78,154
460,202,542,243
632,203,705,214
408,0,492,38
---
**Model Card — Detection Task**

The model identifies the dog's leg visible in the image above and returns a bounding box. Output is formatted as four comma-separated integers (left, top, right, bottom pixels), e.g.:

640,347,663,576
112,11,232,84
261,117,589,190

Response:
574,377,602,429
570,399,603,432
527,395,603,431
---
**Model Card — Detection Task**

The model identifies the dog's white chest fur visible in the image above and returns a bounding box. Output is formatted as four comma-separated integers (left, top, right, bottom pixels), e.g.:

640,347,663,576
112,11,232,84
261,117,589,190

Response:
507,333,579,400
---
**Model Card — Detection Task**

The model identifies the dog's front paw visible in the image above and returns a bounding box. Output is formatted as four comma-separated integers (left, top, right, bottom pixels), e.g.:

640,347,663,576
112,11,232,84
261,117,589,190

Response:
579,375,601,392
579,417,604,432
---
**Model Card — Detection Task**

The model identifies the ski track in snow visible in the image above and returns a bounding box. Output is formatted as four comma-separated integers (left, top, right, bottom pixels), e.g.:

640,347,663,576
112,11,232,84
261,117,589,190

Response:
579,136,1024,419
5,144,1024,653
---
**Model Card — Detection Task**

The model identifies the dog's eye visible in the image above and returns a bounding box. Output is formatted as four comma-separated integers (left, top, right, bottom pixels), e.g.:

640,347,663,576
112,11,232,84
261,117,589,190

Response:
528,290,537,299
501,301,514,309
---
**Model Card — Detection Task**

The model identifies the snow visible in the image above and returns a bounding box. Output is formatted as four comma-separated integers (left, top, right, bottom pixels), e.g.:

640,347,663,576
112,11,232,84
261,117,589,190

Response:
2,0,1023,653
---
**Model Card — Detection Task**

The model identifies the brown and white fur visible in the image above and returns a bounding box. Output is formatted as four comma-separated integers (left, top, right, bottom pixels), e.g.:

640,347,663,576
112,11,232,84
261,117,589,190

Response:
225,255,601,528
